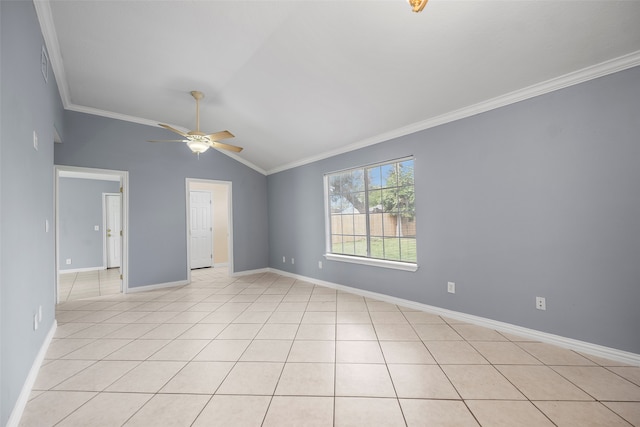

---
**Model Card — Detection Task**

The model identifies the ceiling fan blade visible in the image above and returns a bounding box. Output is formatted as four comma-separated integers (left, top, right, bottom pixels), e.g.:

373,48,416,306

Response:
148,139,187,143
158,123,188,137
207,130,234,141
210,141,243,153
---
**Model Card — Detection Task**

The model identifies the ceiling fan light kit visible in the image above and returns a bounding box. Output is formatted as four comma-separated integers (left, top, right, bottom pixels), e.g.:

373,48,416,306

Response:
149,90,242,157
408,0,428,13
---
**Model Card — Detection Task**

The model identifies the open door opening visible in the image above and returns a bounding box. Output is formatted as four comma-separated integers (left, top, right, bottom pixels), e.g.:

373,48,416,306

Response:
186,179,233,280
55,166,129,303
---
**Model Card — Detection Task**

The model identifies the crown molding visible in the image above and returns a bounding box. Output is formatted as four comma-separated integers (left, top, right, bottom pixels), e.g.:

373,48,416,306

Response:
267,50,640,175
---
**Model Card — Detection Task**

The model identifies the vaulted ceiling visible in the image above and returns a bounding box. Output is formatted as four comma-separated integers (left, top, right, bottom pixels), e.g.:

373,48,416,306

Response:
37,1,640,174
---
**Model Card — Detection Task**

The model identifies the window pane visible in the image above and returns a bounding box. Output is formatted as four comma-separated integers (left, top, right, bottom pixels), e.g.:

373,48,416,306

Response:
370,237,384,259
330,214,343,235
332,235,343,254
381,189,397,213
384,238,401,261
400,238,417,262
368,189,382,213
381,164,396,188
353,214,367,235
369,213,384,237
354,237,367,257
342,237,355,255
399,160,414,184
368,166,382,188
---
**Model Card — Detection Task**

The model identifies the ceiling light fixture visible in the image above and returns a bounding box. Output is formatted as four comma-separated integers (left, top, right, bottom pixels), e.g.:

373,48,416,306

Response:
408,0,428,13
186,137,210,156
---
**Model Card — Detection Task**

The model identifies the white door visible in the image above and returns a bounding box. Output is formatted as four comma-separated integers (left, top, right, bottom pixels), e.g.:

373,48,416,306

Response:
106,194,121,268
190,191,213,269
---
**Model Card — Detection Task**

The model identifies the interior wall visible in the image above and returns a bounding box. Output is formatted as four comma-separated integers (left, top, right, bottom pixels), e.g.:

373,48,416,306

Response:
267,65,640,355
189,181,229,266
55,111,268,288
58,177,120,271
0,2,65,424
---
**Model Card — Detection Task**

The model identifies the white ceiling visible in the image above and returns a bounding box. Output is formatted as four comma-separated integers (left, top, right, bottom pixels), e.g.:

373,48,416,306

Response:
38,1,640,174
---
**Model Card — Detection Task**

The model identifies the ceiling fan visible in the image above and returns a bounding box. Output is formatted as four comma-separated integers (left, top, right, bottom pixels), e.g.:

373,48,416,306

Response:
149,90,243,156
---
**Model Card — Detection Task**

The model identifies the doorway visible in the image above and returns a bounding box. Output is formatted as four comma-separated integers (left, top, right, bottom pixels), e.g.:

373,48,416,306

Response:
55,166,129,303
186,179,233,280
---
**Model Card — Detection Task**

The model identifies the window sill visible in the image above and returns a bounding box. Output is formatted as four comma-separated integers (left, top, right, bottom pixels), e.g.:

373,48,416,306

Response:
324,253,418,272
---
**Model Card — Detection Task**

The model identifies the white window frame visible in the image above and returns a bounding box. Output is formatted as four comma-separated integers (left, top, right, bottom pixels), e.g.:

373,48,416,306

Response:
323,157,418,272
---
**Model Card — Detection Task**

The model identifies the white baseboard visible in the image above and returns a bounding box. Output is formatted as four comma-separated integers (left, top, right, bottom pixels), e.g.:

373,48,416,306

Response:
269,268,640,366
59,266,106,274
7,320,57,427
231,267,270,277
125,280,188,293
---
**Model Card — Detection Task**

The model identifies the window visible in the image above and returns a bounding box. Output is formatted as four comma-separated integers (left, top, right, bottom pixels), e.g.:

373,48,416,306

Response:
325,157,417,271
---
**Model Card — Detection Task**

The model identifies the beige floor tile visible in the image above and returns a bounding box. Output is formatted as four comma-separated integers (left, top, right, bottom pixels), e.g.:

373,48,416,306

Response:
54,323,93,338
413,324,462,341
517,342,595,365
306,301,337,312
19,391,96,427
217,302,252,312
369,311,408,324
217,362,284,395
451,324,508,341
263,396,334,427
366,301,400,312
46,338,95,359
335,397,405,427
148,339,209,361
301,311,336,324
389,364,458,399
165,311,209,323
193,339,251,361
106,361,186,393
336,323,377,340
603,402,640,426
137,311,180,323
33,360,95,390
497,365,593,400
104,339,170,360
471,341,542,365
275,363,334,396
337,301,368,312
336,312,372,324
67,323,125,339
57,392,152,427
232,310,272,323
425,341,489,364
374,323,420,341
124,393,210,427
217,323,263,339
240,340,293,362
192,395,271,427
442,365,525,400
104,323,158,339
403,312,446,324
296,324,336,340
187,302,223,312
177,323,225,339
288,340,336,363
255,323,299,340
608,366,640,386
53,360,138,391
378,341,433,364
161,361,234,394
535,401,632,427
336,341,385,363
60,338,132,359
400,399,479,426
552,365,640,401
139,323,192,339
466,400,555,427
200,311,239,323
267,311,304,324
101,311,149,324
335,363,396,397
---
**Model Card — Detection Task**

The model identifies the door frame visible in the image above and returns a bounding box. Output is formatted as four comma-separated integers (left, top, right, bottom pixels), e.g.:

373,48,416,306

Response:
102,192,122,269
55,165,130,303
185,178,234,282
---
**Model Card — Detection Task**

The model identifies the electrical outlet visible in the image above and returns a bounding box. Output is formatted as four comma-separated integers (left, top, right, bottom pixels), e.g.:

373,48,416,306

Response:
94,225,100,231
536,297,546,310
447,281,455,294
33,314,39,331
282,256,286,263
318,261,323,269
66,258,72,265
291,258,295,264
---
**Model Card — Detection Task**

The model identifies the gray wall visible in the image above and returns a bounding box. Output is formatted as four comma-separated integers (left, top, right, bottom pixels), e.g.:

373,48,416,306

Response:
58,178,120,271
0,2,65,424
55,111,269,288
268,65,640,354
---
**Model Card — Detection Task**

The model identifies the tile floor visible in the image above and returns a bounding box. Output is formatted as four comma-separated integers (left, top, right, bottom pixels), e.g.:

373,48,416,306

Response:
22,268,640,426
58,269,121,303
